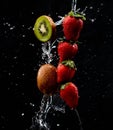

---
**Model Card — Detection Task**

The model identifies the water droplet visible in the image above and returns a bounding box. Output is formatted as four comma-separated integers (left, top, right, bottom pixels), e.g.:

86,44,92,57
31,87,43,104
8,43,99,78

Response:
89,6,93,10
97,8,100,13
22,25,25,27
22,35,26,38
31,12,34,15
90,18,96,23
30,103,35,107
22,73,25,76
28,26,33,30
15,83,18,86
57,124,60,127
21,113,24,116
29,43,35,47
13,56,17,59
100,3,104,6
8,72,11,76
8,87,10,90
10,26,15,30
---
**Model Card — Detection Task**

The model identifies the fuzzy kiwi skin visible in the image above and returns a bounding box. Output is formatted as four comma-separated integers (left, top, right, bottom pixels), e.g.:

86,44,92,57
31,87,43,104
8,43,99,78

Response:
34,15,56,42
37,64,57,95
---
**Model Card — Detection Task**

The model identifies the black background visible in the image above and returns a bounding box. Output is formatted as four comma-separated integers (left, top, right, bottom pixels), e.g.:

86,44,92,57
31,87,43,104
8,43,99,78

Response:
0,0,113,130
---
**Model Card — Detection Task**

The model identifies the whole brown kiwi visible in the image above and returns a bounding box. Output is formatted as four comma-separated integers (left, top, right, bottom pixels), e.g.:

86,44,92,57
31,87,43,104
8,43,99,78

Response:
37,64,57,94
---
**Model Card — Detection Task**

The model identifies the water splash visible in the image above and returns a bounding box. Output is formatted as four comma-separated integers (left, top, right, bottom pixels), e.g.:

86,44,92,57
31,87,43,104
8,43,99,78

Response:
42,40,57,64
30,95,51,130
72,0,78,13
30,93,66,130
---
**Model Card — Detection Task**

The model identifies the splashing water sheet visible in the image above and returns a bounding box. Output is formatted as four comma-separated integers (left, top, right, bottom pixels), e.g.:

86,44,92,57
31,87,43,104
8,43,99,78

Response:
30,0,84,130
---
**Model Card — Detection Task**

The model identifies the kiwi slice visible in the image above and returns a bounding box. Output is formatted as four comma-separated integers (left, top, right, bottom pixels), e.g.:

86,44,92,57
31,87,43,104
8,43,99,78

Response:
34,15,56,42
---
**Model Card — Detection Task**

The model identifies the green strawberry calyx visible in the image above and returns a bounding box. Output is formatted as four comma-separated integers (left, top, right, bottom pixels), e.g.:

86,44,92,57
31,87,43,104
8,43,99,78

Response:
68,11,86,21
61,60,76,69
60,82,70,90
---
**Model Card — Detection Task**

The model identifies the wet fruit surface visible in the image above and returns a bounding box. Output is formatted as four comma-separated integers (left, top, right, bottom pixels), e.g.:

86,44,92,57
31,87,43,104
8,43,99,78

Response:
37,64,57,94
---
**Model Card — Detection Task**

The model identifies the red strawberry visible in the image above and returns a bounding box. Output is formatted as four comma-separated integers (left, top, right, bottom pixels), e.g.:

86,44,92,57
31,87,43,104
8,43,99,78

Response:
58,41,78,62
57,60,77,84
62,11,84,41
60,82,79,109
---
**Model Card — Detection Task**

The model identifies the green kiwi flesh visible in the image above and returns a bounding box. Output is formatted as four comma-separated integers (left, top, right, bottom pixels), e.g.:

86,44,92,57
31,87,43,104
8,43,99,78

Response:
34,15,53,42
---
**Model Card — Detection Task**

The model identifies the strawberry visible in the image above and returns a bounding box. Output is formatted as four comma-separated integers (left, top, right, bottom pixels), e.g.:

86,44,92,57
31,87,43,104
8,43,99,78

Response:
60,82,79,109
58,41,78,62
57,60,77,84
62,11,85,41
